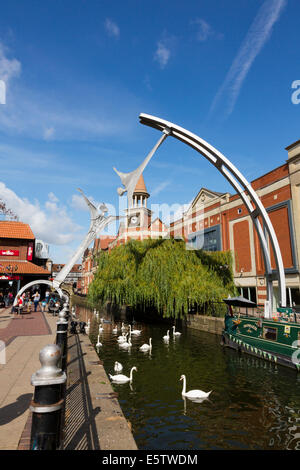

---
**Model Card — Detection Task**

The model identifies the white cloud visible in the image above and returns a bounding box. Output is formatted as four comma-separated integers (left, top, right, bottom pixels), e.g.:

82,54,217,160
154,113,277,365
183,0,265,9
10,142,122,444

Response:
0,41,138,141
0,182,81,245
48,192,59,203
154,41,171,69
210,0,287,118
151,180,171,197
0,42,21,84
105,18,120,39
190,18,223,42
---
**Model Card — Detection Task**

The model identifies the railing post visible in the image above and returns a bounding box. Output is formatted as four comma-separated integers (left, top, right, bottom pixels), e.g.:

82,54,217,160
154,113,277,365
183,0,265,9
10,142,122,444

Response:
30,344,66,450
56,304,69,371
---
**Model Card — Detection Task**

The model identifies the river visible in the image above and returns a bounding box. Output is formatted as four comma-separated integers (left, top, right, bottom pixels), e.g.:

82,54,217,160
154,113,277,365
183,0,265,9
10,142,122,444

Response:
74,305,300,450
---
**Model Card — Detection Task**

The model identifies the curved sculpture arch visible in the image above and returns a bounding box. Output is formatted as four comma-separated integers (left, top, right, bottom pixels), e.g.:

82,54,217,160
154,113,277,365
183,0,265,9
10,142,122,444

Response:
15,189,120,305
16,280,68,302
138,113,286,314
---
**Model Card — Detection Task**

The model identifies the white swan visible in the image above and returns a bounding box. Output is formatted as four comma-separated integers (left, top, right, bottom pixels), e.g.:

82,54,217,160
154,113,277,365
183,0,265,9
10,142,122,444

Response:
128,324,142,335
117,332,127,343
180,375,212,399
114,361,123,372
139,338,152,351
121,322,126,331
172,325,181,336
99,324,104,332
109,366,137,383
163,330,170,341
96,335,102,347
119,335,132,349
112,325,118,333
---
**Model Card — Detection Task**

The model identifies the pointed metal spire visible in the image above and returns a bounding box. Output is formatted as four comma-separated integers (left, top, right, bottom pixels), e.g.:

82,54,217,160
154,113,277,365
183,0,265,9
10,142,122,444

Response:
113,128,170,208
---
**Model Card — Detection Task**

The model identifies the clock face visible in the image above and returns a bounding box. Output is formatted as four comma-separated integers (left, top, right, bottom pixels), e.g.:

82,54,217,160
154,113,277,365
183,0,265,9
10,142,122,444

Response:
129,215,140,227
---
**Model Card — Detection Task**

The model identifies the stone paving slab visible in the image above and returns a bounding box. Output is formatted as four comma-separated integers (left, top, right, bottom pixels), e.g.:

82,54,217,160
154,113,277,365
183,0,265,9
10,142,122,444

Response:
0,307,51,346
0,307,58,450
63,331,137,450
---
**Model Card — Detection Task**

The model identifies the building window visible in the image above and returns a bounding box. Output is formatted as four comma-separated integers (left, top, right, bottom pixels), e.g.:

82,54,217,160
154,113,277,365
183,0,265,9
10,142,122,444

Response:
286,287,300,308
187,226,221,252
263,327,277,341
240,287,257,304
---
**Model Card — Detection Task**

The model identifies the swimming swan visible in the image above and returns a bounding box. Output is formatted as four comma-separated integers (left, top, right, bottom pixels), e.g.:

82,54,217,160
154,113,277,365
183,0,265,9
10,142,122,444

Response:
163,330,170,341
139,338,152,351
119,336,132,349
117,333,127,343
129,324,142,335
96,335,102,347
172,326,181,336
112,325,118,333
114,361,123,372
180,375,212,399
109,366,137,383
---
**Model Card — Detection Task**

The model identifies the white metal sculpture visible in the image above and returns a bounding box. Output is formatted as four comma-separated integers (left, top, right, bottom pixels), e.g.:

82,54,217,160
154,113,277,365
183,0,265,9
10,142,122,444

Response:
113,128,170,209
114,113,286,315
16,188,121,300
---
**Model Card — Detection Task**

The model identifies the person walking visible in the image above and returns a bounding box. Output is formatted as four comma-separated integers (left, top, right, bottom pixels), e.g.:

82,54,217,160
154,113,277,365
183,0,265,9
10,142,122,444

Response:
4,292,9,308
33,291,40,312
41,299,47,313
8,291,13,305
11,295,19,314
18,295,24,315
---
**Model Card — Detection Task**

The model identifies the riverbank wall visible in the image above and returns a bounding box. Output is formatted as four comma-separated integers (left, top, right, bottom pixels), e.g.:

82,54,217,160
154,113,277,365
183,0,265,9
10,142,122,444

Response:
185,314,224,335
71,295,224,336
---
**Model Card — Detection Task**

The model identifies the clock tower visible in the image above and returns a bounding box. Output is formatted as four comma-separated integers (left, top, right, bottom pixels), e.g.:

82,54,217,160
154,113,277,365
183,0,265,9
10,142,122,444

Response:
126,173,151,233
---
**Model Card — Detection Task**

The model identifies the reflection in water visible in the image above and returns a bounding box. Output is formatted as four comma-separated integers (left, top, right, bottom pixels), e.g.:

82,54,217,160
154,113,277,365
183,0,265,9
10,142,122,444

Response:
74,305,300,450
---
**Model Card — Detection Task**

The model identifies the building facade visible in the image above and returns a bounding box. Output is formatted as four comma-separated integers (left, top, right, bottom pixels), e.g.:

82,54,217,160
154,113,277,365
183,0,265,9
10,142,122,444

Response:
52,263,83,291
170,140,300,311
0,221,50,296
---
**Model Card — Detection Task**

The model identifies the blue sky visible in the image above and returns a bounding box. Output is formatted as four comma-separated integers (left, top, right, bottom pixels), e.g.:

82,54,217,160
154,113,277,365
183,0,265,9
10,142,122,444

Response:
0,0,299,262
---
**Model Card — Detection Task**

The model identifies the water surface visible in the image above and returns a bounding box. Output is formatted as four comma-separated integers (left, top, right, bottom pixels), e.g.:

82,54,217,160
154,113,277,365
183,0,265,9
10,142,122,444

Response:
75,305,300,450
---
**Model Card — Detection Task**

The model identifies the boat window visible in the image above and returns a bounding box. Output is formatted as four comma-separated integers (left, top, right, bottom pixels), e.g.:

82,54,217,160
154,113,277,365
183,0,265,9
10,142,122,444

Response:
263,327,277,341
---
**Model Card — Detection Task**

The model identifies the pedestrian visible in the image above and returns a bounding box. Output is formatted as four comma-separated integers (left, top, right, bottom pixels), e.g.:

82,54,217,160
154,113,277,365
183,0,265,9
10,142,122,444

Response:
11,295,20,314
18,295,24,315
8,291,13,305
41,299,47,313
27,298,32,313
33,291,40,312
4,292,9,308
45,289,50,304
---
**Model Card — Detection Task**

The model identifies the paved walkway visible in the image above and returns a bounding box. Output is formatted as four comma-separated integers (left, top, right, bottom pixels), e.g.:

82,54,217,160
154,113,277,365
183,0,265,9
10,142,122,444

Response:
0,306,58,450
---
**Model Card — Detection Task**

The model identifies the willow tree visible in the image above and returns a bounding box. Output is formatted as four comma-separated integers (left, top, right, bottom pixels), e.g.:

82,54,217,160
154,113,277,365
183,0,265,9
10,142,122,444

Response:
88,238,236,319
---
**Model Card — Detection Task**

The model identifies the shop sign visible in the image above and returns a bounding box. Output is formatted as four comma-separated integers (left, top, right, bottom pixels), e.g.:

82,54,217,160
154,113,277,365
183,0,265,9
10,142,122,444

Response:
27,243,33,261
0,275,22,280
0,249,19,256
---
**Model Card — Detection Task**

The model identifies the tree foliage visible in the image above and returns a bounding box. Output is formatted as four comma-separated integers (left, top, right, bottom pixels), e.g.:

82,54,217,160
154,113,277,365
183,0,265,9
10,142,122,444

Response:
88,238,236,319
0,199,18,220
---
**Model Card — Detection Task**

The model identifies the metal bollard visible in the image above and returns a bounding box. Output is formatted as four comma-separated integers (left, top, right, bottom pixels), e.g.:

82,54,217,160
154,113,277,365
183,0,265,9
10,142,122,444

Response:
70,321,78,334
79,321,86,334
56,308,68,371
30,344,66,450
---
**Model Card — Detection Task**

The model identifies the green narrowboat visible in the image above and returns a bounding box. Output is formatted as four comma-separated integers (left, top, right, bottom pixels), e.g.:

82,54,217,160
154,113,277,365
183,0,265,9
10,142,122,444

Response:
221,296,300,372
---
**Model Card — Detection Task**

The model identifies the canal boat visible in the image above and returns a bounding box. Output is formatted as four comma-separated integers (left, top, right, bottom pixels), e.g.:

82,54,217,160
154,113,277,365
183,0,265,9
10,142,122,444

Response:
221,296,300,372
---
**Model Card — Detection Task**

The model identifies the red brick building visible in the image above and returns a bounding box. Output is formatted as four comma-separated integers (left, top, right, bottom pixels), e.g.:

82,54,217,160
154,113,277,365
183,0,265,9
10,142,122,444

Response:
81,236,116,294
170,140,300,311
0,221,50,296
52,263,82,292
